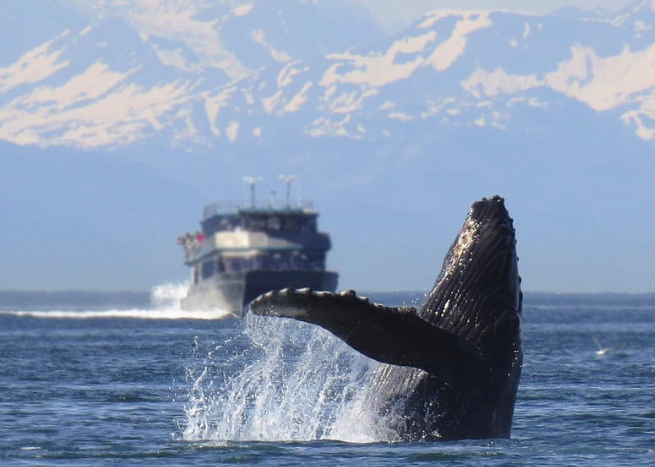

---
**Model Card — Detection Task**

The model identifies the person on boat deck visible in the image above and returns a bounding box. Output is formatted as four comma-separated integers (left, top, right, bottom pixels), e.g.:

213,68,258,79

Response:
196,231,205,242
185,232,195,248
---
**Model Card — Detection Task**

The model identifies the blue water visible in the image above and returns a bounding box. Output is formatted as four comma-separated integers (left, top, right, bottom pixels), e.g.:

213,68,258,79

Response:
1,288,654,466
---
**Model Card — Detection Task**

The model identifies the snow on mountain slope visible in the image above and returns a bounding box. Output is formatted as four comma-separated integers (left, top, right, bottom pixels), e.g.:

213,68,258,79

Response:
0,14,202,148
1,0,655,149
68,0,252,80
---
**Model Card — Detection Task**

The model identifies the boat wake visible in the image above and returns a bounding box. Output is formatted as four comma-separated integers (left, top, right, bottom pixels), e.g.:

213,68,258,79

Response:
0,282,233,320
183,313,388,443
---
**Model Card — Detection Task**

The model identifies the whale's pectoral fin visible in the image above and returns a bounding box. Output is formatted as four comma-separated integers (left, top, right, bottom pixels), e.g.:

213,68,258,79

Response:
249,288,481,374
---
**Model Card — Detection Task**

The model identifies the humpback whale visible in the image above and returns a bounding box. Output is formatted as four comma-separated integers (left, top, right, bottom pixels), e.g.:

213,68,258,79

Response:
249,196,522,441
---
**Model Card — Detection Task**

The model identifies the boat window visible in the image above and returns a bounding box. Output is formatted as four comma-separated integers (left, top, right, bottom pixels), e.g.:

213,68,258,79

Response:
283,217,299,231
249,218,267,231
307,252,326,270
240,257,253,271
216,256,225,273
202,260,215,279
267,216,281,230
218,218,236,231
300,217,317,231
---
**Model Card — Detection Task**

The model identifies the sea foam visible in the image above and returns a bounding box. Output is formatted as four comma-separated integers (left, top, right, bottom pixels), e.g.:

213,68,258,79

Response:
183,314,385,443
0,282,232,320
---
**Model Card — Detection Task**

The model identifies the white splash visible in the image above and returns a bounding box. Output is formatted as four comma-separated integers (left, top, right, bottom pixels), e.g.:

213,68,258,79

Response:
0,282,232,320
183,314,381,443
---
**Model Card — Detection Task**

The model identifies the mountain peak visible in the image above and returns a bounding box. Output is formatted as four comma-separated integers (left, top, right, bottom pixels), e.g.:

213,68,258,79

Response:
1,0,655,149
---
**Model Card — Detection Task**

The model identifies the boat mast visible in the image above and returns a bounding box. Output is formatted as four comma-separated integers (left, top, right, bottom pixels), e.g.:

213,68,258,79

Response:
243,176,262,209
279,174,297,209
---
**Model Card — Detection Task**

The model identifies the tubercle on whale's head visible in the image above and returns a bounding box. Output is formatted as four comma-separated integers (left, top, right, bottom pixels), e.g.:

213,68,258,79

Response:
438,196,515,279
471,195,516,239
423,195,522,346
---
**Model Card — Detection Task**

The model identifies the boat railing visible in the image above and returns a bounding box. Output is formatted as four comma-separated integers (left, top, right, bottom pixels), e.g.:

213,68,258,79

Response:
203,200,314,219
183,237,214,263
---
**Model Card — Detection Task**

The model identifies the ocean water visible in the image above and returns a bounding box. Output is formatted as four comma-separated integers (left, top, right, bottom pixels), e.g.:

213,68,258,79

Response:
1,285,654,466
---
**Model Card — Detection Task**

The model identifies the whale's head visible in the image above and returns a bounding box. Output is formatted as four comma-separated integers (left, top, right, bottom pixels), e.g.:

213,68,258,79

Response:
422,196,522,354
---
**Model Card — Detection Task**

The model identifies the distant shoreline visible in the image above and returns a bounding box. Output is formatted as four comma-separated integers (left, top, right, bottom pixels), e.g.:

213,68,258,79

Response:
365,291,655,307
1,289,653,311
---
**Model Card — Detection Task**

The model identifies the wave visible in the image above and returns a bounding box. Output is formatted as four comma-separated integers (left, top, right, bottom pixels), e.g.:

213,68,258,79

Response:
0,282,233,320
0,308,231,320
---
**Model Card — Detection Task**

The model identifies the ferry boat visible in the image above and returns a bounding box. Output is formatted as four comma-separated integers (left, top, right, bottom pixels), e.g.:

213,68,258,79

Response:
179,179,338,316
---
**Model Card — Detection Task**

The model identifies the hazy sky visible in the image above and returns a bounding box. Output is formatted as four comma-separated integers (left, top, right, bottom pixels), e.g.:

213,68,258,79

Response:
2,0,654,294
350,0,639,30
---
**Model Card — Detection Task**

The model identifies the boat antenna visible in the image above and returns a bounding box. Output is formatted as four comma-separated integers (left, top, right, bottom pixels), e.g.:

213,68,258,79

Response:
243,176,262,209
278,174,297,208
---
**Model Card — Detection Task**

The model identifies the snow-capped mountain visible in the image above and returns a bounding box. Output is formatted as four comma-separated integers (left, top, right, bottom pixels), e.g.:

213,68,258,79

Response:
2,0,655,294
2,0,655,149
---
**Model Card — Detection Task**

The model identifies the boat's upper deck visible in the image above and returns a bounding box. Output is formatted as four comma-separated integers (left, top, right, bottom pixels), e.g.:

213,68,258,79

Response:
201,201,318,237
181,200,332,266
